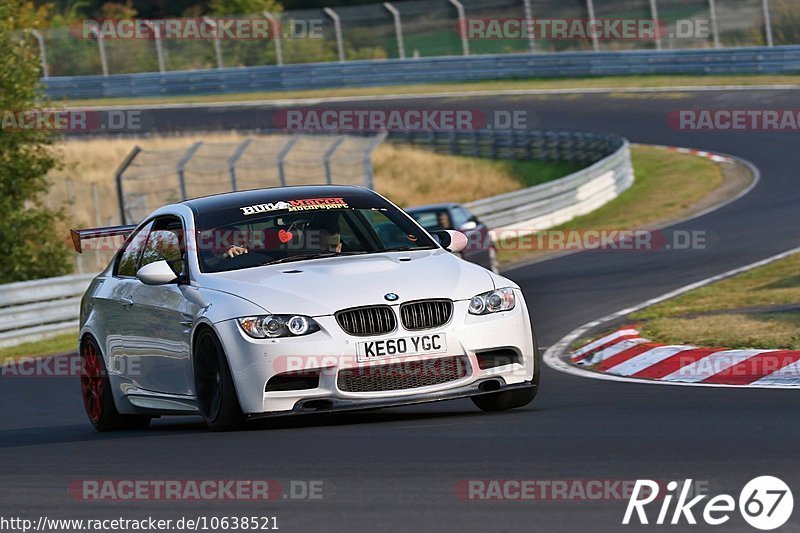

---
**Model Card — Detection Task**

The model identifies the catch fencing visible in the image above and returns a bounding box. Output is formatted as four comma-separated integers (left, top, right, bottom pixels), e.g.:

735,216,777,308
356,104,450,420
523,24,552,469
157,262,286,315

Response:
45,45,800,100
26,0,797,80
116,133,386,225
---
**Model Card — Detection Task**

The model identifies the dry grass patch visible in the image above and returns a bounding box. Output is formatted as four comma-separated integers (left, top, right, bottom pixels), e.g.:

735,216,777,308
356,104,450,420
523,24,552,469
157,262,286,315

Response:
373,144,582,207
641,313,800,351
635,253,800,319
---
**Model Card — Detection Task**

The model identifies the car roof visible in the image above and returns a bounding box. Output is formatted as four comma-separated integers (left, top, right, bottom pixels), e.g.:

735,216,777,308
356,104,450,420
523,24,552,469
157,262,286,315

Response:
182,185,377,214
405,202,460,213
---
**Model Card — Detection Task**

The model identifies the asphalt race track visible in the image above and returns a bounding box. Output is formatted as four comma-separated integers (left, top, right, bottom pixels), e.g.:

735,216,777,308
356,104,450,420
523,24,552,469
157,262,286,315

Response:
3,89,800,532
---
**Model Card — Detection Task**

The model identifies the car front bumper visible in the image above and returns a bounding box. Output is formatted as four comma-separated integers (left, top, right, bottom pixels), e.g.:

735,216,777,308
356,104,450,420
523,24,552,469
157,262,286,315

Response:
215,289,537,415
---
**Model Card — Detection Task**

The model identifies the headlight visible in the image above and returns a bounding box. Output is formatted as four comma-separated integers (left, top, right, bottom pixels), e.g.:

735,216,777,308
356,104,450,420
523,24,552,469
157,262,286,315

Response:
238,315,320,338
468,288,515,315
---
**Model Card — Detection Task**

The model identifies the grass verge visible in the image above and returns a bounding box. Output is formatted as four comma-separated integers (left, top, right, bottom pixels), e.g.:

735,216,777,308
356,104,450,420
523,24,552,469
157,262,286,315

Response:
632,253,800,350
497,145,727,265
58,74,800,108
1,332,78,362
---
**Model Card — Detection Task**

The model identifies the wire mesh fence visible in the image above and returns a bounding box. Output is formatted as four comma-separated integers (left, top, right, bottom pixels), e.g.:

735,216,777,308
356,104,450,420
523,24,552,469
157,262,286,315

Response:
117,133,386,225
26,0,796,78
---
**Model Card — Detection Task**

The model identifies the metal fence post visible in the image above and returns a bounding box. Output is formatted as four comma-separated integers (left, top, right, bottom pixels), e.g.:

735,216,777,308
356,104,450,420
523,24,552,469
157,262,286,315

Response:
323,8,346,62
146,21,166,72
91,183,102,227
263,12,283,65
176,142,203,201
521,0,535,54
363,132,388,189
323,136,345,184
28,29,49,78
115,146,142,225
203,17,224,68
708,0,721,48
383,2,405,60
449,0,470,56
585,0,600,52
228,138,252,191
65,177,84,274
90,182,104,270
88,27,109,76
277,136,299,186
762,0,774,47
649,0,662,50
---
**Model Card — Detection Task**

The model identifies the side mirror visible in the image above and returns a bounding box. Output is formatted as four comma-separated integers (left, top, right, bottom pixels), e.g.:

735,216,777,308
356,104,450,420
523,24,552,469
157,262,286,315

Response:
432,230,468,254
459,220,478,232
137,260,178,286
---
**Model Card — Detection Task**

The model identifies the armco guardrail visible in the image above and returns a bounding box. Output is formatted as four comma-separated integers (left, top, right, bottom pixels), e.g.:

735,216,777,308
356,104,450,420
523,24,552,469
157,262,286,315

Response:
465,140,633,231
45,46,800,100
0,129,629,349
0,273,95,350
387,129,631,231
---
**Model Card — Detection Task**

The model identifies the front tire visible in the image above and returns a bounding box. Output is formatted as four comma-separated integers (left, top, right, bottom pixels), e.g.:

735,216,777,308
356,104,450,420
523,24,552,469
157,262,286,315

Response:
193,329,245,431
80,336,151,431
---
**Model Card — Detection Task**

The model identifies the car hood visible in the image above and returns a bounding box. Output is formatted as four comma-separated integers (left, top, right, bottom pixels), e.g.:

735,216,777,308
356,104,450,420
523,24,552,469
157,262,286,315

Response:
199,249,496,316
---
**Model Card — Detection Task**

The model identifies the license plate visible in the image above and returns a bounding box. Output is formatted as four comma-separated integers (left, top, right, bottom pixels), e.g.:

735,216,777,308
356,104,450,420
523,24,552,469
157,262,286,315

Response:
356,334,447,362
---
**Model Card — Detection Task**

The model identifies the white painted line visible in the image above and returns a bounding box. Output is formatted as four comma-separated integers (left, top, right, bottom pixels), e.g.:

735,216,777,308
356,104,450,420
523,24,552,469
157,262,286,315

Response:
544,244,800,390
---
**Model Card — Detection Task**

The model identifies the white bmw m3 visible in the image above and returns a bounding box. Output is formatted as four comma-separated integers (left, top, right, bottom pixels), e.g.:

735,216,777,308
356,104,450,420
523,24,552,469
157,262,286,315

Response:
73,185,540,431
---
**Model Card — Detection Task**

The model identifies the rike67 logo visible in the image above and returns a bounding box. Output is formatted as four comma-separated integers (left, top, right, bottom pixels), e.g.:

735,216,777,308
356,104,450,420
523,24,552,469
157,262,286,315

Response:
623,477,793,530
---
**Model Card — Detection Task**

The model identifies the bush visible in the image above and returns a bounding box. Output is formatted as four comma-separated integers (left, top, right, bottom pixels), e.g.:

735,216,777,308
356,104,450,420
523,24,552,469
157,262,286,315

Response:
0,1,72,283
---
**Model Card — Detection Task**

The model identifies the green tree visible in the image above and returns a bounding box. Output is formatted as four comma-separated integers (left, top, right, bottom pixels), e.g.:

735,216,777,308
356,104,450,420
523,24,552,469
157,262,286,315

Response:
0,0,72,283
771,0,800,45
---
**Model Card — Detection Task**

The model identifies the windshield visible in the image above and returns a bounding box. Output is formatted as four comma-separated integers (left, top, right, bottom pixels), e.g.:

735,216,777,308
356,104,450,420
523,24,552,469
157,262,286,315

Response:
194,194,438,273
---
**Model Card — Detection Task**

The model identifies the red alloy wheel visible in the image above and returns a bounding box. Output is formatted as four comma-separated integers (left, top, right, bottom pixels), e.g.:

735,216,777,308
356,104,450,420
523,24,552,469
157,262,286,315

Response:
80,339,104,423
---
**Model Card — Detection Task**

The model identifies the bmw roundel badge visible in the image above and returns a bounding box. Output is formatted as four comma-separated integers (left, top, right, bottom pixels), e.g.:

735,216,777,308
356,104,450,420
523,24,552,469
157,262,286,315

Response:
384,293,399,302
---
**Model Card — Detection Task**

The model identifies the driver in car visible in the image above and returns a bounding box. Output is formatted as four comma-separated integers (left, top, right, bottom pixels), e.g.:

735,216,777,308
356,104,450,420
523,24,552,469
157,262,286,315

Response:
313,227,342,253
306,214,342,253
202,226,249,270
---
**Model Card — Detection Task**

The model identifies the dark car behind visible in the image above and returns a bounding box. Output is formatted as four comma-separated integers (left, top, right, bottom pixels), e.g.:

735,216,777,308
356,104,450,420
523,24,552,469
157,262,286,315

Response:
406,203,499,273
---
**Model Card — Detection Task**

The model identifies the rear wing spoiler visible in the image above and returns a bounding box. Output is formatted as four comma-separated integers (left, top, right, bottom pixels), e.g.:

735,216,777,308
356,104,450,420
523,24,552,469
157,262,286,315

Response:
70,225,137,253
